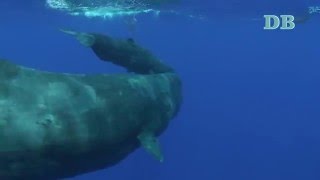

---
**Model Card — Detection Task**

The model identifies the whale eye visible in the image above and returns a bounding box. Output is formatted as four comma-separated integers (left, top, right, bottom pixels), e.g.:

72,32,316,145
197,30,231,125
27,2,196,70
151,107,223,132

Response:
127,38,135,44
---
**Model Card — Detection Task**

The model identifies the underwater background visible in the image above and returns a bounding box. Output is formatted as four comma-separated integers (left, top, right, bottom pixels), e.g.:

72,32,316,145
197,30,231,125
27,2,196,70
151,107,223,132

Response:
1,0,320,179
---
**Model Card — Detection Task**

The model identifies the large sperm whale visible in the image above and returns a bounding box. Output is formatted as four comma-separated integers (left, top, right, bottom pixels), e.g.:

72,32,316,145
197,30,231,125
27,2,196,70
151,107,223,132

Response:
0,30,182,179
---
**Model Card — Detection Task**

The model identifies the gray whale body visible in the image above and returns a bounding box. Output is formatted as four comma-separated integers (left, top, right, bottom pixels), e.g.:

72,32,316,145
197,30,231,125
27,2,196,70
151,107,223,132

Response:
0,31,182,179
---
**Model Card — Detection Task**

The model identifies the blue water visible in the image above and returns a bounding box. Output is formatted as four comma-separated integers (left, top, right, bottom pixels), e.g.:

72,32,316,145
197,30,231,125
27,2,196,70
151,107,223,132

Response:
1,0,320,179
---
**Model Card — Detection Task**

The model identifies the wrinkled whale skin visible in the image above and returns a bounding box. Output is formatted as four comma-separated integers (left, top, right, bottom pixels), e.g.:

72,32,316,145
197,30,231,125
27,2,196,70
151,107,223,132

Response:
0,58,181,179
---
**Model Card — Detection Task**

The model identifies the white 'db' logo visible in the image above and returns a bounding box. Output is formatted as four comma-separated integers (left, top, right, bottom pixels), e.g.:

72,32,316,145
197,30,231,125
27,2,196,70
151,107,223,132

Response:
264,15,295,30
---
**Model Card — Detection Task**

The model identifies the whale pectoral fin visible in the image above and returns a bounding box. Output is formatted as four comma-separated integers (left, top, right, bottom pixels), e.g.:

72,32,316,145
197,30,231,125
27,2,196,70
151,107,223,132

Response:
59,29,96,47
138,131,164,162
